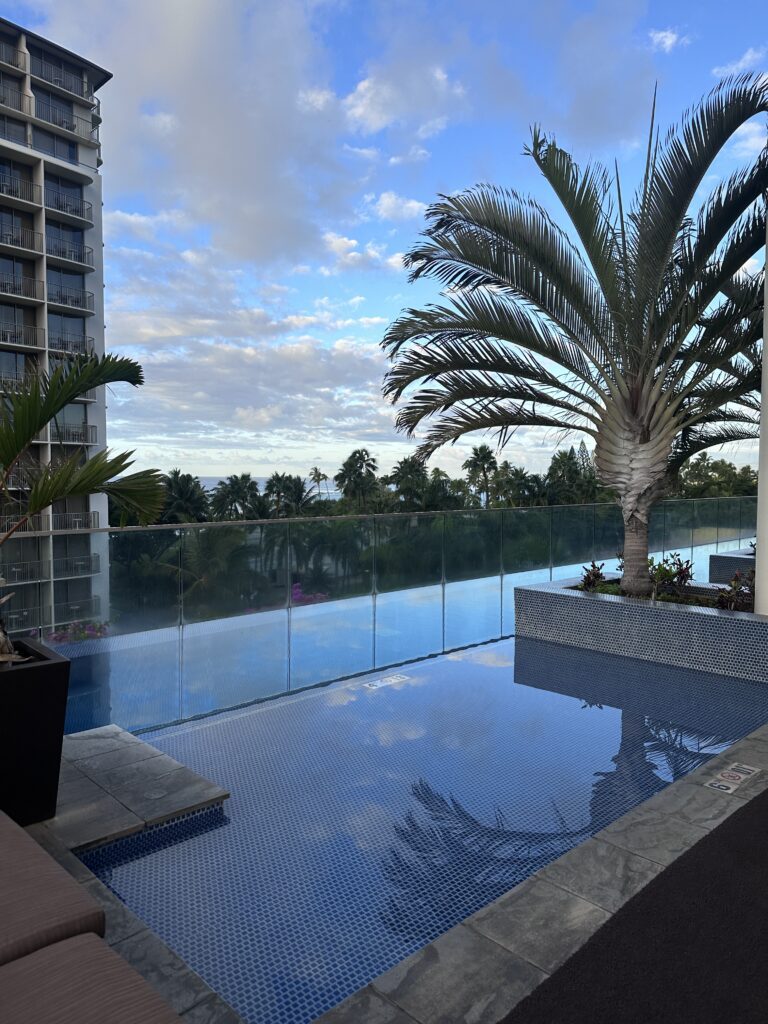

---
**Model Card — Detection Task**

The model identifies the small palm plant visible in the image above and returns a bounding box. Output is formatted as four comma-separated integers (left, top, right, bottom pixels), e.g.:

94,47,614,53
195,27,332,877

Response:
0,354,164,660
383,75,767,595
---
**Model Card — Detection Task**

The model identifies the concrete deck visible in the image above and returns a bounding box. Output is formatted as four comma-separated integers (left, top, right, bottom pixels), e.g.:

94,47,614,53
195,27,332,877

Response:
25,724,243,1024
315,722,768,1023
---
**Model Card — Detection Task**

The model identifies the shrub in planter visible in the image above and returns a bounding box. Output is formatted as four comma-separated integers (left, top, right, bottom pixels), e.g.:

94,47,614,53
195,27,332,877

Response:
0,355,164,825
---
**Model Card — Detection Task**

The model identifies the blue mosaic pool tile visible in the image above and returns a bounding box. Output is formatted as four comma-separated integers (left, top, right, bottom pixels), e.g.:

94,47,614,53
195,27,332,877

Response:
79,637,768,1024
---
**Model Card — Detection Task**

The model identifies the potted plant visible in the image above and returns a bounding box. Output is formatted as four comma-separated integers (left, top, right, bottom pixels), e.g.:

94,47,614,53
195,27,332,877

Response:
0,354,163,825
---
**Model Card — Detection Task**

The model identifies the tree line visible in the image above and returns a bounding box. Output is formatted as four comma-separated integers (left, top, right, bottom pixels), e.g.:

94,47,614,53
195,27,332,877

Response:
112,442,757,527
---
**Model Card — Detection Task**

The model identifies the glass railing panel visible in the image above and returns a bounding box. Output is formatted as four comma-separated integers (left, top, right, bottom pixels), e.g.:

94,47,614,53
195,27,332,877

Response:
716,497,742,551
444,510,502,648
374,513,443,666
57,529,182,734
739,495,757,545
692,498,719,580
501,507,551,633
594,503,623,573
648,504,665,559
289,517,375,688
180,523,289,718
662,499,693,560
551,505,594,580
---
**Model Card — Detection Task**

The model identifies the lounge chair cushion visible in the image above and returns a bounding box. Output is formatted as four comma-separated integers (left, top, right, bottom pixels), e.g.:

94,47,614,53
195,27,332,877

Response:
0,932,182,1023
0,809,104,965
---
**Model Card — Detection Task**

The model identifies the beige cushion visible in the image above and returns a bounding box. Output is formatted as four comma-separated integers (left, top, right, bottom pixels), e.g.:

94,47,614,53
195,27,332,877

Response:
0,809,104,965
0,933,182,1023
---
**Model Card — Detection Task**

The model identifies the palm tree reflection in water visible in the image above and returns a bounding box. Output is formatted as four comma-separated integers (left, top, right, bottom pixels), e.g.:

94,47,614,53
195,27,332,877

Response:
381,711,728,940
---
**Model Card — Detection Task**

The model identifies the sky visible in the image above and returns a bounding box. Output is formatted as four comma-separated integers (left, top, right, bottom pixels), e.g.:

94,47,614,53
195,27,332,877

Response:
6,0,768,481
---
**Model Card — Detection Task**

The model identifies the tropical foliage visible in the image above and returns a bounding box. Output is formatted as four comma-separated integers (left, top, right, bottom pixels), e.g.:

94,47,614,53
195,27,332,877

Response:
382,76,767,594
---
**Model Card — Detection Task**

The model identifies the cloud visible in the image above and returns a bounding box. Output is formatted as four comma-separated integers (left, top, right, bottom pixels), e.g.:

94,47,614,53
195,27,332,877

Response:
373,191,427,221
139,111,178,136
343,66,465,135
104,209,192,242
712,47,767,76
648,29,690,54
343,144,379,160
416,116,448,139
731,121,768,157
319,232,404,275
388,145,430,165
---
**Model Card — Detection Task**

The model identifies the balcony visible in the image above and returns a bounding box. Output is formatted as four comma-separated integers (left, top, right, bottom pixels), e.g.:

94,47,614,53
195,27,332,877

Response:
30,55,95,104
54,595,101,624
4,606,43,631
47,283,95,312
0,323,44,348
0,225,43,254
0,40,25,72
2,559,48,583
47,331,94,355
50,422,97,445
0,175,42,207
0,510,99,533
33,98,98,142
53,552,100,578
0,86,32,117
44,187,93,223
45,235,94,268
0,274,44,302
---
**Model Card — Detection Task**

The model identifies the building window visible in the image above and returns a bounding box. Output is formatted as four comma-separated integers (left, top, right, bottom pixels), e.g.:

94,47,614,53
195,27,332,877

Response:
32,127,77,164
0,115,26,146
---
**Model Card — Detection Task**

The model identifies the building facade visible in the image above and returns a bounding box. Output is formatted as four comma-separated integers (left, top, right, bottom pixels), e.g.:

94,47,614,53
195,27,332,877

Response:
0,17,110,637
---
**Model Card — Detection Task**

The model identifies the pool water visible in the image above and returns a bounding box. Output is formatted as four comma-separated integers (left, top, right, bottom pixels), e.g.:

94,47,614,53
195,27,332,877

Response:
81,637,768,1024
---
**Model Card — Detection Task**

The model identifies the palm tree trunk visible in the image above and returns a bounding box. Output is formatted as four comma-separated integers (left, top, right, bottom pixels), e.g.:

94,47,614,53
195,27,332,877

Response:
622,508,652,596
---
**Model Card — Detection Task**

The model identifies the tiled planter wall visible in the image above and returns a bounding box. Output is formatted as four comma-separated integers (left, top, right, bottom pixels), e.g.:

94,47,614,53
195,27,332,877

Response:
514,579,768,684
709,548,755,585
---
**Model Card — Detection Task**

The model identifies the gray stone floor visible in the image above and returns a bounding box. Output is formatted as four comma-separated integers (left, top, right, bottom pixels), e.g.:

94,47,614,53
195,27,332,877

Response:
50,724,229,850
315,722,768,1024
25,724,243,1024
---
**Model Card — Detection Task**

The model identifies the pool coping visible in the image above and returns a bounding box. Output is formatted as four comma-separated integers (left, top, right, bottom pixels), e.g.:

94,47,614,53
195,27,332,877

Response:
314,721,768,1023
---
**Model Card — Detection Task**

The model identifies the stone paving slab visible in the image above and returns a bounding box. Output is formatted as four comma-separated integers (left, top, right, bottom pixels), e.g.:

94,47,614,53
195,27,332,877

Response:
596,805,709,865
468,878,610,974
316,987,415,1023
372,923,546,1024
26,742,243,1024
536,837,662,914
46,724,229,850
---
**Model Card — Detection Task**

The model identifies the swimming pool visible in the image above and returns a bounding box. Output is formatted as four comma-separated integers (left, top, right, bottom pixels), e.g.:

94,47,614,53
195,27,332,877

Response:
80,636,768,1024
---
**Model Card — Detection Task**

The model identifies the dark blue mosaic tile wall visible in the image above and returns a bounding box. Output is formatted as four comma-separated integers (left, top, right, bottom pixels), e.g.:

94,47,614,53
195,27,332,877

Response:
81,638,768,1024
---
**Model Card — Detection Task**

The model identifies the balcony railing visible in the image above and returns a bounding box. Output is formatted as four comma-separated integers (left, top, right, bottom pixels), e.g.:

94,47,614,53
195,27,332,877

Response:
53,553,100,577
0,510,99,533
47,331,94,355
0,225,43,253
0,41,25,71
0,274,44,301
0,175,41,205
0,86,32,117
33,99,98,142
47,283,94,311
44,187,92,222
54,595,101,624
0,323,44,347
30,56,94,103
50,422,97,445
4,606,43,631
2,559,48,583
45,236,94,266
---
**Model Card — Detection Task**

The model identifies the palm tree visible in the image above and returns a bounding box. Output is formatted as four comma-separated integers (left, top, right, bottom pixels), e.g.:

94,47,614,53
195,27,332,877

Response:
282,475,317,516
309,465,330,499
387,455,429,508
210,473,265,520
462,443,497,508
264,471,289,517
161,469,209,523
334,448,378,510
382,76,767,595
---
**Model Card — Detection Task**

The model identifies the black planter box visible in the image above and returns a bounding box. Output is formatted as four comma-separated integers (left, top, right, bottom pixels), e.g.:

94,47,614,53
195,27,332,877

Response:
0,638,71,825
